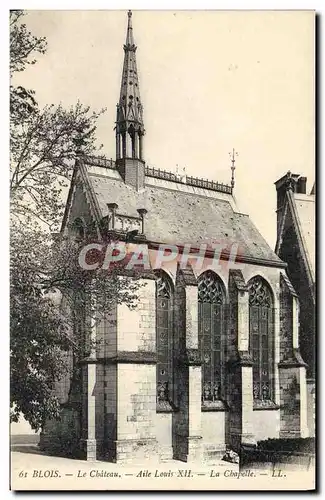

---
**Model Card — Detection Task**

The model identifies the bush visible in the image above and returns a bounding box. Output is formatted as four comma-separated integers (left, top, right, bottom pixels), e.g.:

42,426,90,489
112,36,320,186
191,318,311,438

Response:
257,438,315,454
241,438,315,467
40,408,80,458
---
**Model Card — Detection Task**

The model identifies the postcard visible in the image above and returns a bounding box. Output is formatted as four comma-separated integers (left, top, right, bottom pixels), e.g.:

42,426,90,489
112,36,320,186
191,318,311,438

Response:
10,9,315,491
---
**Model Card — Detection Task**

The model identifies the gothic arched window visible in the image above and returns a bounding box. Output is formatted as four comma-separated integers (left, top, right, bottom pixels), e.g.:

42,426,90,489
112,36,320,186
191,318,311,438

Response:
198,271,226,404
155,271,174,410
248,276,274,402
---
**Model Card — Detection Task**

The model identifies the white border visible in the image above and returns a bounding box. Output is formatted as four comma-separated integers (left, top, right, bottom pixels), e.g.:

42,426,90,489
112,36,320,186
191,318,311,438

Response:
2,1,322,498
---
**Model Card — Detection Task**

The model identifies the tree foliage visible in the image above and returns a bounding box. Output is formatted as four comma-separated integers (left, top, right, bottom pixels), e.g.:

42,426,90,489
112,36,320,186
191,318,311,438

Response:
10,11,105,231
10,100,104,229
10,10,47,76
10,221,142,430
10,224,70,428
10,11,141,430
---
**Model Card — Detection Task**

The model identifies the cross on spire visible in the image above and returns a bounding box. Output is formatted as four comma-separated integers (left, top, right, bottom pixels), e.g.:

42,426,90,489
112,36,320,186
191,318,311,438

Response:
229,148,239,190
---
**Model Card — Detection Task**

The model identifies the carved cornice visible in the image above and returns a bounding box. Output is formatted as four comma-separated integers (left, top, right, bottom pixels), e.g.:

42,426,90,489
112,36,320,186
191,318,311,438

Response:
119,267,157,280
80,351,157,365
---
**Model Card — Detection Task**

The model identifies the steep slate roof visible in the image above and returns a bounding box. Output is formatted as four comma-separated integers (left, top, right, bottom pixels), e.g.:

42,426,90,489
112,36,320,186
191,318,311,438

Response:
84,162,283,265
292,192,315,279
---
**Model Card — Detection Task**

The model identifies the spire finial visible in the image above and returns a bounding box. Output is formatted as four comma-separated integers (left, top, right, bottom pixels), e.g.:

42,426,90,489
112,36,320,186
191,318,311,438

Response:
229,148,239,190
125,9,135,48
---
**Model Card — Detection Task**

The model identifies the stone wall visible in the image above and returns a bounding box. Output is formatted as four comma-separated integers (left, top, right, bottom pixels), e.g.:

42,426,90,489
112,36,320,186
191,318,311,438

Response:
117,279,156,352
252,410,280,442
116,363,157,463
103,364,117,460
46,242,309,461
279,367,301,438
306,380,315,438
173,266,202,462
155,413,173,460
278,273,308,438
201,412,226,459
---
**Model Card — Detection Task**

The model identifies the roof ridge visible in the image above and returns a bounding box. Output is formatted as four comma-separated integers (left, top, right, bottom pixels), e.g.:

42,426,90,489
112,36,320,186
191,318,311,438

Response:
83,154,233,195
83,154,116,169
145,164,233,194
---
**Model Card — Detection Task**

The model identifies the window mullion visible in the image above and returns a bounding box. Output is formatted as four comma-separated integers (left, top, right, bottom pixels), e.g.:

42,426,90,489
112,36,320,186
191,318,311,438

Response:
259,307,263,399
210,301,213,397
248,277,273,403
220,305,224,399
267,308,274,399
169,298,174,403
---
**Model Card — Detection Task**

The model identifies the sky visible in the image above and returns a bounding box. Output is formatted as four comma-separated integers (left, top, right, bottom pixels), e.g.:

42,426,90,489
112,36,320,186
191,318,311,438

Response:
13,9,315,248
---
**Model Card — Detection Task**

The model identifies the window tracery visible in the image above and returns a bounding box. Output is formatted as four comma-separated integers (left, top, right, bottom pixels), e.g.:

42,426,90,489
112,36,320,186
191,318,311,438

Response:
198,271,226,404
155,271,173,410
248,276,274,403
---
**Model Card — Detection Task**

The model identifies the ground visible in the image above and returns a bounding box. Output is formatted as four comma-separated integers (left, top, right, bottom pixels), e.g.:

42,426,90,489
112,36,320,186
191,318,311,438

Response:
10,443,314,491
11,443,240,491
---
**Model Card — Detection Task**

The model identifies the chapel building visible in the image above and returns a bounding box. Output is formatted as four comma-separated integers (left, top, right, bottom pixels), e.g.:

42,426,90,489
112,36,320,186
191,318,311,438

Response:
40,11,309,463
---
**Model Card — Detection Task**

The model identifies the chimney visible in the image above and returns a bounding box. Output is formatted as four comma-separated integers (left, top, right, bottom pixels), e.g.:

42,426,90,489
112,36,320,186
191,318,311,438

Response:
107,203,119,229
137,208,148,234
274,171,299,243
296,176,307,194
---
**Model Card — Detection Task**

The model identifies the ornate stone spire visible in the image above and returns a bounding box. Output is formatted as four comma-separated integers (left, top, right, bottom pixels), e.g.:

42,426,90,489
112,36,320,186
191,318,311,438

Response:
116,10,145,167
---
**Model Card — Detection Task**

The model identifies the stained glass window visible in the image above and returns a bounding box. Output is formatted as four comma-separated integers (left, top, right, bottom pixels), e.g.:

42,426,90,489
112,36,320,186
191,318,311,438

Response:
155,271,174,408
198,271,226,403
248,276,273,402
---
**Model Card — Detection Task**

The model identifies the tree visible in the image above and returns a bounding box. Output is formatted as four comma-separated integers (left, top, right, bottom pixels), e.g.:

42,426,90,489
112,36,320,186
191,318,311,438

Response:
10,221,142,430
10,12,105,231
10,11,142,430
10,10,46,75
10,100,104,230
10,224,71,429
